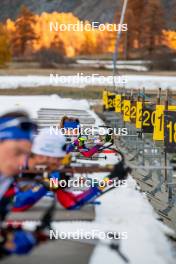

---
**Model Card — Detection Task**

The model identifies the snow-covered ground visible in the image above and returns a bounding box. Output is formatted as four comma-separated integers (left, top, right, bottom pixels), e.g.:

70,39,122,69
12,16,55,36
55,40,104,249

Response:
51,178,174,264
0,95,90,118
0,74,176,90
105,64,148,71
49,152,174,264
77,59,151,71
1,95,175,264
76,59,151,65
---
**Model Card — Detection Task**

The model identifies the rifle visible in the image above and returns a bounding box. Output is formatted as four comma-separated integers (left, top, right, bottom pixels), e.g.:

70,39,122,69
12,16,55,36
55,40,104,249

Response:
15,156,131,198
17,152,130,179
21,164,113,176
1,197,129,263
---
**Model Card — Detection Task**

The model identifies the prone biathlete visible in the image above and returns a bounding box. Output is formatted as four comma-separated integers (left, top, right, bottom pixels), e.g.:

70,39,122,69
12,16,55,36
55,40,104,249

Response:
13,128,129,211
13,122,128,213
60,116,80,138
60,116,114,158
13,128,67,212
0,111,47,257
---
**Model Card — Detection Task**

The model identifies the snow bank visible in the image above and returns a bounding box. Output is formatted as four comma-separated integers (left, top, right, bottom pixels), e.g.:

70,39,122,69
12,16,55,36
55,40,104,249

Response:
76,59,151,65
40,176,174,264
90,177,174,264
0,95,90,118
76,59,151,71
0,74,176,90
60,153,174,264
105,65,148,71
125,75,176,90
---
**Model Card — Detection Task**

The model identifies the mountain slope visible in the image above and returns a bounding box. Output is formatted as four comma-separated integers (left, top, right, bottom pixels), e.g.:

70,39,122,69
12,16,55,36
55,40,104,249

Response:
0,0,175,28
0,0,120,23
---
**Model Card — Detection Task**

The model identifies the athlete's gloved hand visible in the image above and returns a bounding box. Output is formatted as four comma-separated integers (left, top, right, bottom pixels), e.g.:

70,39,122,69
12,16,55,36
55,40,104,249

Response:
105,134,113,143
49,171,61,180
49,171,71,190
47,171,62,190
4,230,37,255
78,136,87,147
60,154,72,166
109,159,131,180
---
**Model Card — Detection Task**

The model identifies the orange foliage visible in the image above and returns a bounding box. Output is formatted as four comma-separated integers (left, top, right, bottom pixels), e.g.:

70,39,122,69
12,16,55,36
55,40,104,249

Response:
163,30,176,50
6,12,116,57
5,11,175,57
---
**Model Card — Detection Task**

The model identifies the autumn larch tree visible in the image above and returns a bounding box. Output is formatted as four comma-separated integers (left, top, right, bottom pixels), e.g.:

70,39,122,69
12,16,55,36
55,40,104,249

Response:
80,26,97,55
123,0,146,58
141,0,166,57
0,23,11,66
12,5,37,57
51,34,66,57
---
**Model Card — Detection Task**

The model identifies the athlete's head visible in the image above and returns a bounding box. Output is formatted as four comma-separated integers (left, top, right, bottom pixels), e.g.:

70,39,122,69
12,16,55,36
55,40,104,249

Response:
60,116,80,136
60,116,70,129
30,128,66,168
0,111,37,177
